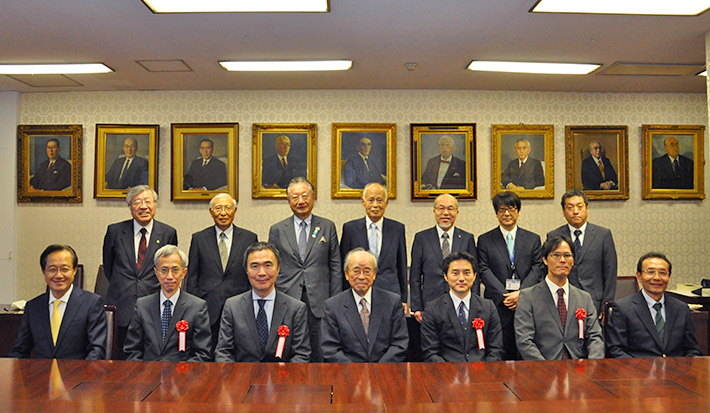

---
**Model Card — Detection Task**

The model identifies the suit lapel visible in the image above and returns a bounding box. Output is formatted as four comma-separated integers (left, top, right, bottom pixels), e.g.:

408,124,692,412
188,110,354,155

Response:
120,221,139,274
493,230,513,272
451,228,464,253
578,225,596,263
53,289,83,354
631,292,663,349
467,295,483,350
367,289,384,355
443,294,465,347
149,294,164,350
304,216,320,260
426,227,444,263
267,293,287,352
565,288,579,338
226,226,244,272
241,294,263,356
141,222,164,278
661,295,676,348
377,219,393,263
207,227,224,274
37,293,53,351
163,293,189,352
344,293,369,352
538,283,564,333
283,218,301,262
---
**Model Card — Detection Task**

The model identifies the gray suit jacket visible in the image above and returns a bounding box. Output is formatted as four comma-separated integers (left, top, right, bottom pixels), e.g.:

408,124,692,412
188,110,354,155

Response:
514,281,604,360
124,291,212,362
215,290,311,362
268,214,342,319
321,287,408,363
547,223,617,314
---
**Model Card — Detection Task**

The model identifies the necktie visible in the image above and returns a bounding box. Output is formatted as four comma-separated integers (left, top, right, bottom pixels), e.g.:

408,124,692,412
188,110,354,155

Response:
218,232,228,271
298,221,307,261
118,158,131,182
256,299,268,350
519,160,525,170
161,300,172,342
672,159,680,177
202,159,208,167
51,300,61,345
598,159,605,179
573,229,582,260
48,161,54,171
557,288,570,359
281,157,287,169
360,298,370,338
457,301,467,332
137,228,147,271
369,222,379,258
506,232,515,263
653,302,665,340
441,233,450,258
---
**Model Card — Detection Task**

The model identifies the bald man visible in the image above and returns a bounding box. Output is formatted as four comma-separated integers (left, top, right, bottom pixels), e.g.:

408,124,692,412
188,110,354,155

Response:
105,137,149,189
262,135,305,189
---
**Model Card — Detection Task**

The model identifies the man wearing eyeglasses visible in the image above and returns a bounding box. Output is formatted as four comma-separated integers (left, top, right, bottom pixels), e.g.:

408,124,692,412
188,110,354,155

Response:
581,140,618,191
268,177,342,361
515,234,603,360
606,253,702,358
102,185,178,359
186,193,258,354
421,135,467,190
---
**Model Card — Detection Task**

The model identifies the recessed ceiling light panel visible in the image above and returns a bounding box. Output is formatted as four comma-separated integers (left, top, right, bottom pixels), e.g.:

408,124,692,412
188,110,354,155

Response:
467,61,600,75
0,63,113,75
530,0,710,16
220,60,352,71
143,0,329,13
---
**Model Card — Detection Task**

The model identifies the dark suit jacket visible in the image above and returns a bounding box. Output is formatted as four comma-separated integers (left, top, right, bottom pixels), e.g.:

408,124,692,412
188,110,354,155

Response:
268,215,342,319
344,155,384,189
102,219,178,327
547,223,617,314
607,291,702,358
186,225,258,326
321,287,408,362
409,226,478,313
261,154,305,189
421,293,504,362
9,288,107,360
652,153,694,189
581,155,618,190
105,156,149,189
421,155,466,189
124,291,212,362
183,157,228,190
515,282,604,360
215,290,311,362
340,217,407,302
29,157,71,190
501,157,544,189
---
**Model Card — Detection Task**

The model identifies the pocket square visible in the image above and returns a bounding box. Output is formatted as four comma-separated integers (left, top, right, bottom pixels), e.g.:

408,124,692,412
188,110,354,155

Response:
319,236,326,243
453,172,461,177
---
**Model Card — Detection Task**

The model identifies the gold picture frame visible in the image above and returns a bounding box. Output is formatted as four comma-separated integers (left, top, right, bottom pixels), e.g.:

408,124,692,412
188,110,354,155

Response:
642,124,705,200
252,123,317,199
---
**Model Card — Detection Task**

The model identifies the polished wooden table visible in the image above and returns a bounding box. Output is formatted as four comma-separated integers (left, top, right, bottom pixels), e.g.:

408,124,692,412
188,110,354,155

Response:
1,357,709,411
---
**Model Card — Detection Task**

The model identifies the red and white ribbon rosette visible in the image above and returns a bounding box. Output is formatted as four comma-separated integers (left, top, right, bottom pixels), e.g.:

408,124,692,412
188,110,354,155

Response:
472,318,485,350
176,320,189,351
575,308,586,339
275,325,290,359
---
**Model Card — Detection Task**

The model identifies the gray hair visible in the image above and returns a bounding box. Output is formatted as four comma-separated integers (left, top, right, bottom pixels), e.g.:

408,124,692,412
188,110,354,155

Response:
362,182,388,203
514,139,530,147
209,193,237,209
343,247,378,275
286,177,315,197
153,244,188,268
126,185,158,206
438,135,454,146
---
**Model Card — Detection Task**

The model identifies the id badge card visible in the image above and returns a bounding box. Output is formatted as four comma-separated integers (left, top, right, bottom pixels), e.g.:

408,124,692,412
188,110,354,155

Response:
506,278,521,291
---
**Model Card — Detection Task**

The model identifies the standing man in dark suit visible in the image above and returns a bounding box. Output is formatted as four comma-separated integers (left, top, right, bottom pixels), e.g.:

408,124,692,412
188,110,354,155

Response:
215,242,311,362
124,245,212,362
547,189,617,315
268,177,341,362
105,137,149,189
186,193,258,353
321,248,408,362
183,138,228,190
421,135,466,190
340,182,407,312
102,185,178,360
421,251,503,362
262,135,305,189
29,138,71,191
501,139,545,190
515,234,604,360
10,245,107,360
344,137,385,189
607,252,702,358
410,193,478,323
581,141,618,190
478,192,544,360
652,136,694,189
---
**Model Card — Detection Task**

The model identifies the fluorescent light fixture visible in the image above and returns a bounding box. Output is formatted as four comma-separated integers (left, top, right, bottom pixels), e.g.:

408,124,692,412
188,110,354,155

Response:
220,60,352,71
143,0,329,13
0,63,113,75
698,70,707,77
467,61,600,75
530,0,710,16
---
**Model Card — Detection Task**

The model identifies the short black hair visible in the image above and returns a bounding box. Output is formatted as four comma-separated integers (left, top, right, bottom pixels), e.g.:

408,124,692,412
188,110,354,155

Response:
200,138,214,148
492,191,521,212
636,252,672,276
560,189,588,209
40,244,78,270
46,138,60,147
243,241,281,270
442,251,477,275
542,234,574,258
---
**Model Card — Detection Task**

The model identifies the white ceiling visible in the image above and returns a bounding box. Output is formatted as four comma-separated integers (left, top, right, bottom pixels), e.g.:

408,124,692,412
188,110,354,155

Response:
0,0,709,93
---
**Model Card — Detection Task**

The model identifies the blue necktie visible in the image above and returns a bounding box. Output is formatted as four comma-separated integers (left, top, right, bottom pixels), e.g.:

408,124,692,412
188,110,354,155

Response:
161,300,172,342
458,301,467,332
298,221,307,261
506,232,515,264
369,222,379,258
256,299,268,351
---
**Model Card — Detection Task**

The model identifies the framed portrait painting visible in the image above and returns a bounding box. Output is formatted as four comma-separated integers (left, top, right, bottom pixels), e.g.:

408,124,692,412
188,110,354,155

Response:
171,123,238,201
565,125,629,200
94,124,159,199
642,124,705,200
411,123,476,201
17,124,82,203
331,123,396,199
252,123,317,199
491,124,554,199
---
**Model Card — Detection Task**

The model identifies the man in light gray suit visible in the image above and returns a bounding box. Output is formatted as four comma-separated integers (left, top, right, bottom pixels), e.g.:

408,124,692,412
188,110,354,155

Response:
515,234,604,360
547,189,617,315
268,177,342,362
215,242,311,362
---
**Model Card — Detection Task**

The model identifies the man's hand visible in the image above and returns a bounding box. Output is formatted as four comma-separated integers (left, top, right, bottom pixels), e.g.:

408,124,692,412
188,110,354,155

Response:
502,290,520,310
414,311,423,323
402,302,409,316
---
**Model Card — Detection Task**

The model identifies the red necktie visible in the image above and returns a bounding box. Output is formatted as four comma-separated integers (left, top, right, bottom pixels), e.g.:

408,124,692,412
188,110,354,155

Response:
557,288,570,359
137,228,147,271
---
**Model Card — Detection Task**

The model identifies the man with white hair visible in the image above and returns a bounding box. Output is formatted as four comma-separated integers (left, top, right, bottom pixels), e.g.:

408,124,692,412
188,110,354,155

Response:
421,135,467,190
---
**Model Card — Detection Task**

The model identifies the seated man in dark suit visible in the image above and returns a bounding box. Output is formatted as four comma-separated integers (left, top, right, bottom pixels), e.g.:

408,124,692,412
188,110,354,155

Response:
501,139,545,190
344,137,385,189
29,138,71,191
581,141,618,190
10,245,107,360
215,242,311,362
321,248,408,362
183,138,228,190
421,251,503,362
652,136,694,189
105,137,149,189
421,135,466,189
262,135,305,189
124,245,212,362
515,234,604,360
607,252,702,358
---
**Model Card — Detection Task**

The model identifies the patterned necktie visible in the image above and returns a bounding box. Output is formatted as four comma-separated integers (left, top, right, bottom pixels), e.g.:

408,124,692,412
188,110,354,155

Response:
218,232,229,271
457,301,467,332
653,302,665,340
369,222,379,258
441,233,450,258
161,300,172,342
573,229,582,259
557,288,569,359
256,299,268,350
51,300,62,345
506,232,515,263
137,228,147,271
298,221,308,261
360,298,370,338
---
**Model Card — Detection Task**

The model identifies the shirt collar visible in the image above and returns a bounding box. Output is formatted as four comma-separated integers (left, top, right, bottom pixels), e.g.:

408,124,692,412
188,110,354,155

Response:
293,214,312,227
215,224,234,238
133,219,154,236
436,225,455,239
641,289,665,306
49,284,74,305
160,288,180,308
365,216,383,231
252,288,276,302
499,225,518,240
567,221,587,236
518,157,528,165
449,290,470,311
352,286,373,307
545,276,569,300
440,155,452,162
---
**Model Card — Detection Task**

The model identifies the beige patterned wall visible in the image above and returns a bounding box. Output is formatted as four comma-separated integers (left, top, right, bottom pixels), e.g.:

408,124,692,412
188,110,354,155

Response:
16,90,708,299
